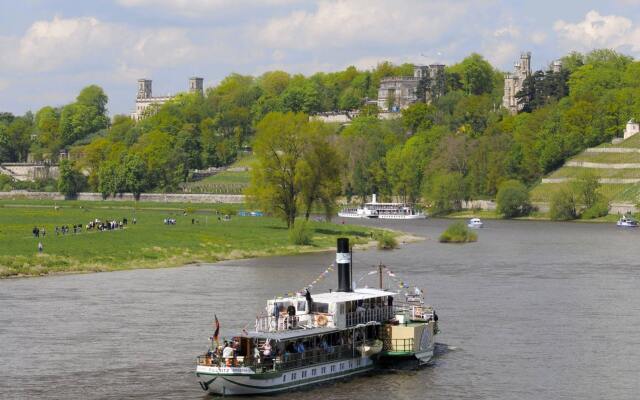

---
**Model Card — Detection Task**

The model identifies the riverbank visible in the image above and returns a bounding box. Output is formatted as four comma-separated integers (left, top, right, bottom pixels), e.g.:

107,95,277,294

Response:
0,200,401,278
445,209,625,223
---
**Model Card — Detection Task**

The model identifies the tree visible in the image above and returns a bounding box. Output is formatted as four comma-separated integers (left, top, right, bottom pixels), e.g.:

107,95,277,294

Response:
246,112,308,228
496,179,531,218
58,160,85,198
297,121,343,220
572,170,600,209
97,160,125,198
123,154,147,199
426,172,466,215
549,186,577,220
448,53,495,95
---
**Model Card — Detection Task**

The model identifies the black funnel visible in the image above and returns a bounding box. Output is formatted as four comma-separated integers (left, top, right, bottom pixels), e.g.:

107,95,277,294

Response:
336,237,352,292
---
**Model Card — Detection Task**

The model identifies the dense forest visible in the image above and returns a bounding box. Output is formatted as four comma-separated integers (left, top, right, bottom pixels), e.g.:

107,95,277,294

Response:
2,49,640,208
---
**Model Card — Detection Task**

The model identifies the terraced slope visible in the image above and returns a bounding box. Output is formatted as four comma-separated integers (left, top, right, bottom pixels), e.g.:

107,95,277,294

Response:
531,136,640,203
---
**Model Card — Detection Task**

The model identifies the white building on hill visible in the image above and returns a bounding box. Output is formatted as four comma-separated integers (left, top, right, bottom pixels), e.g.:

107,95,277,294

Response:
131,77,204,121
624,119,640,140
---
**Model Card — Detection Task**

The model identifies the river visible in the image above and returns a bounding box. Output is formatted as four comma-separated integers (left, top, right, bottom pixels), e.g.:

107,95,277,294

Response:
1,218,640,399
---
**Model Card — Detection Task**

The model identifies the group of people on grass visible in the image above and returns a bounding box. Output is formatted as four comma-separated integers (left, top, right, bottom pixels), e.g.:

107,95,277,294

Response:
30,217,135,240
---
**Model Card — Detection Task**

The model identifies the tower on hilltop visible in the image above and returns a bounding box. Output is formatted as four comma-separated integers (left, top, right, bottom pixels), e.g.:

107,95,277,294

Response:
189,77,204,96
137,79,152,100
503,52,532,115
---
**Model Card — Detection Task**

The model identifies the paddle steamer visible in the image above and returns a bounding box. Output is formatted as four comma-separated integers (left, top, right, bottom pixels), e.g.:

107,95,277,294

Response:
195,238,438,395
338,194,426,220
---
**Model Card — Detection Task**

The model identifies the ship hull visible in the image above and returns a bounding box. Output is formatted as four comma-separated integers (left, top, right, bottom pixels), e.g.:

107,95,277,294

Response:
197,356,374,395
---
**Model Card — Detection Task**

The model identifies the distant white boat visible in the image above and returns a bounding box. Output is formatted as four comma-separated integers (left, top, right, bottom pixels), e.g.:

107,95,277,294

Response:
467,218,483,228
616,215,638,227
338,194,426,220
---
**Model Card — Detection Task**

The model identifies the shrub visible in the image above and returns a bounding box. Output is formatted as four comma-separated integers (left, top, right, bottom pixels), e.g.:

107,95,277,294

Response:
427,172,466,215
496,179,531,218
549,187,577,221
289,222,313,245
439,222,478,243
580,198,609,219
572,170,600,209
375,231,398,250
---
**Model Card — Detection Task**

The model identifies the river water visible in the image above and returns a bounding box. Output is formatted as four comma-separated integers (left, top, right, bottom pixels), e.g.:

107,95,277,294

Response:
1,218,640,399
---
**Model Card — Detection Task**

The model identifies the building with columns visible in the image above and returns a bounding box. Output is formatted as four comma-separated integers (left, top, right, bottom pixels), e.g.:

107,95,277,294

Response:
503,52,531,115
131,77,204,121
377,64,446,111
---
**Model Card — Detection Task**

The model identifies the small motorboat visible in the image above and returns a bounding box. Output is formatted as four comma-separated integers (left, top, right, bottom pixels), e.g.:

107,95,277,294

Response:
616,215,638,227
467,218,484,228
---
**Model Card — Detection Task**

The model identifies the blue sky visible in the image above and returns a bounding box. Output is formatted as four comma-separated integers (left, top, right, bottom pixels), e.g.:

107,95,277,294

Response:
1,0,640,115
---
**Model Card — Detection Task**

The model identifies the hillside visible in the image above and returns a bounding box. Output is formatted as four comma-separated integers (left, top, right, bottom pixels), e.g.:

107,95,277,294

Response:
531,134,640,203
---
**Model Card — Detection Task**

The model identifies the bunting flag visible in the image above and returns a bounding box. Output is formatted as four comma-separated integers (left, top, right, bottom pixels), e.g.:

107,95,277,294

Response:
213,314,220,347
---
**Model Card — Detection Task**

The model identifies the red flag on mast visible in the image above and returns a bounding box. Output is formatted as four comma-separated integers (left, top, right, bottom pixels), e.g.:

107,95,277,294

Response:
213,314,220,347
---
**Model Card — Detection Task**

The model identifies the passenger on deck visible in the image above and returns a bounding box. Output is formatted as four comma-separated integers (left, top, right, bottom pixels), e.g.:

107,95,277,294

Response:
222,343,235,366
287,304,296,329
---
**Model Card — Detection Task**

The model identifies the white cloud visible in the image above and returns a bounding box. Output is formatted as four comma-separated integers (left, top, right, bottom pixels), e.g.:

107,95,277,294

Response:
259,0,468,50
554,10,640,52
116,0,300,17
0,16,202,73
493,25,520,38
530,31,547,45
16,16,122,72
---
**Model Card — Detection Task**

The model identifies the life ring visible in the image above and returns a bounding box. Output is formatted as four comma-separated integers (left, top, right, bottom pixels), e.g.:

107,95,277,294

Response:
315,314,328,327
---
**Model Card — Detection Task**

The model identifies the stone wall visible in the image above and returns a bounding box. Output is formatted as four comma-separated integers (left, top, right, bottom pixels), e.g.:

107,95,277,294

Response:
0,191,245,203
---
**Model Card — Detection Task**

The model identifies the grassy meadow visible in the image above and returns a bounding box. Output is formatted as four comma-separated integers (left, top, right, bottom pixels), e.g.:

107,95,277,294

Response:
0,200,383,278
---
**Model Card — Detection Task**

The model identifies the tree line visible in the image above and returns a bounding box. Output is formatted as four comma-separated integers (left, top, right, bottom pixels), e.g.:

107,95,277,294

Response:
2,49,640,225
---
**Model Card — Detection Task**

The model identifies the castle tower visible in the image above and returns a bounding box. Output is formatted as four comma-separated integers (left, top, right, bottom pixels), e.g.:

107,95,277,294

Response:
519,52,531,77
552,60,562,74
137,79,152,99
189,77,204,95
503,52,532,115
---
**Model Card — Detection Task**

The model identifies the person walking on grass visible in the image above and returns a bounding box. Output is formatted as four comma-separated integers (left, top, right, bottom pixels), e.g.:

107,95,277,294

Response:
38,242,43,253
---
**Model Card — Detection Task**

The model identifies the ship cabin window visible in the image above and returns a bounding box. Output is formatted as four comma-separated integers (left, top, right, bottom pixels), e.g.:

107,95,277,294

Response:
312,369,317,376
349,361,353,368
321,367,326,374
340,362,344,370
283,374,286,382
311,302,329,314
339,303,345,315
301,371,307,378
292,372,297,380
330,365,336,372
297,301,306,312
346,301,355,313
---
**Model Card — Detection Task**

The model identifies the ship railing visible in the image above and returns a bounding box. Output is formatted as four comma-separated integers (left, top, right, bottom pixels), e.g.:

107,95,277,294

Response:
393,303,434,322
254,313,334,332
382,338,414,353
197,342,368,372
345,306,394,327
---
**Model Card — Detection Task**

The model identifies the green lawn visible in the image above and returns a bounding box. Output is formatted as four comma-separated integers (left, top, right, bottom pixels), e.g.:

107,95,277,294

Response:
184,154,254,193
571,152,640,163
531,182,640,203
0,200,384,278
547,167,640,179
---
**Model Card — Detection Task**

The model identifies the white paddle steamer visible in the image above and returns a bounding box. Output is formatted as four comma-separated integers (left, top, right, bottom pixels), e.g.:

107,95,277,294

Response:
195,238,438,395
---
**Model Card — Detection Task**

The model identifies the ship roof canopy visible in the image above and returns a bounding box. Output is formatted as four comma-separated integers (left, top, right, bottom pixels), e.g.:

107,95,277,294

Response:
310,287,396,303
232,327,340,341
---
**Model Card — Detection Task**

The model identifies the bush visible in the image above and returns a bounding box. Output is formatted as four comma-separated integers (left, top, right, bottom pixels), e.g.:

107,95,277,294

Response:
580,198,609,219
289,221,313,245
375,231,398,250
427,172,466,216
439,222,478,243
0,174,14,191
549,187,577,221
496,179,531,218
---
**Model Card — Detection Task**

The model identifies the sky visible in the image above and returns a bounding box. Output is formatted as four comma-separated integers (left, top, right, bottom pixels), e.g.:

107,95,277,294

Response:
1,0,640,116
